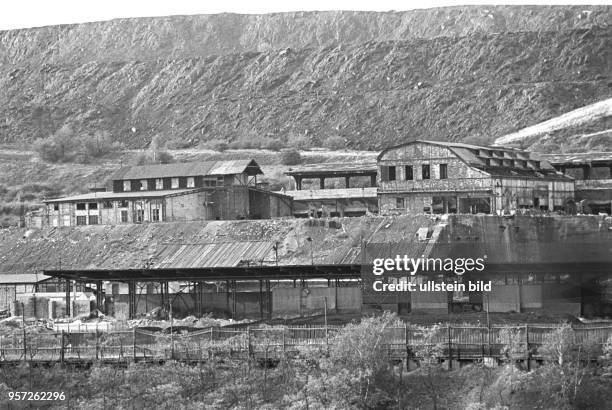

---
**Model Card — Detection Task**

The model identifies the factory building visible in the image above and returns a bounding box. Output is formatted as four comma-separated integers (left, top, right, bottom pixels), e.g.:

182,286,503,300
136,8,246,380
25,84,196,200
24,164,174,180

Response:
377,140,575,215
31,159,293,227
542,152,612,214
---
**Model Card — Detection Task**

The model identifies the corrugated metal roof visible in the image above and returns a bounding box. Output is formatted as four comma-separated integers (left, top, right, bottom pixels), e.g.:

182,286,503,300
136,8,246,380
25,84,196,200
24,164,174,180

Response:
118,159,262,180
0,273,50,284
44,189,201,203
541,152,612,165
152,241,275,268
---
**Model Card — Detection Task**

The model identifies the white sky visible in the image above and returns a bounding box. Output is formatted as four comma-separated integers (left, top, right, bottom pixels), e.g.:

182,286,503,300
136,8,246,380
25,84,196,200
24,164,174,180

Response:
2,1,611,31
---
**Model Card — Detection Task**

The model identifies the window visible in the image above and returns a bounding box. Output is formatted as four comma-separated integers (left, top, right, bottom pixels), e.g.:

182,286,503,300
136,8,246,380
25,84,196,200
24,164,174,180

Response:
216,176,224,186
120,210,128,223
396,197,404,209
88,215,98,225
123,180,131,191
118,200,128,208
88,202,98,210
155,178,163,190
152,208,160,222
76,216,87,225
187,177,195,188
405,166,413,180
439,164,448,179
53,204,59,211
134,209,144,223
422,164,430,180
140,179,148,190
103,201,113,209
171,178,179,189
388,166,396,181
76,203,86,210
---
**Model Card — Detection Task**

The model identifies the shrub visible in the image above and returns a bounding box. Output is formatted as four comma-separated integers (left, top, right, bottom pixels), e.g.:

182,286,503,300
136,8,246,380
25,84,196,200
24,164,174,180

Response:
156,151,174,164
80,131,121,158
323,135,345,150
263,138,285,151
280,149,302,165
203,139,229,152
33,125,76,162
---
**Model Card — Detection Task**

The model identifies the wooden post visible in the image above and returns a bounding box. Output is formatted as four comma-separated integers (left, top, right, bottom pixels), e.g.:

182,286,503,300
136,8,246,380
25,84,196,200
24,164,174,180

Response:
95,328,99,361
247,326,252,359
132,327,136,361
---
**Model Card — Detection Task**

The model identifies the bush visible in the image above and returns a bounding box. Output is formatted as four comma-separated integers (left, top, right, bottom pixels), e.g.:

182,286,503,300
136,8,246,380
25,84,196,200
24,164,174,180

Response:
280,149,302,165
80,131,121,158
263,138,285,151
156,151,174,164
323,135,345,150
33,125,75,162
203,139,229,152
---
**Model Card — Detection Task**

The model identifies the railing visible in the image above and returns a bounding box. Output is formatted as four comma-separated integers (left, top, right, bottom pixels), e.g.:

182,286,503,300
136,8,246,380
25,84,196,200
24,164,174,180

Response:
0,324,610,364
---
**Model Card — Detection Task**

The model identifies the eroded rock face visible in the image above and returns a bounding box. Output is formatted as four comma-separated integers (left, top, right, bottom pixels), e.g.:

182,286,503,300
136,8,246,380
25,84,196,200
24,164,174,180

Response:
0,6,611,151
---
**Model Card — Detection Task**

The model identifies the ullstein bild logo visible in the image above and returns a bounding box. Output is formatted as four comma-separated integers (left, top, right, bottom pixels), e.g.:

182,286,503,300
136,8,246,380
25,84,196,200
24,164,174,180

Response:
371,255,491,292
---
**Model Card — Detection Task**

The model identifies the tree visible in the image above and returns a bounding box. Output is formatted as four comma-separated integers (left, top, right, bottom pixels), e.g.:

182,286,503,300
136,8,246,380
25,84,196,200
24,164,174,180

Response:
323,135,345,150
413,325,446,410
33,125,76,162
281,149,302,166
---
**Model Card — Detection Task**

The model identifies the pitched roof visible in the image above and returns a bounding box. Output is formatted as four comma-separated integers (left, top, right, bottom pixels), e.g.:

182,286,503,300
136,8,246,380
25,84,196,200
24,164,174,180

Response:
115,159,263,180
0,273,50,284
378,140,570,181
44,189,202,203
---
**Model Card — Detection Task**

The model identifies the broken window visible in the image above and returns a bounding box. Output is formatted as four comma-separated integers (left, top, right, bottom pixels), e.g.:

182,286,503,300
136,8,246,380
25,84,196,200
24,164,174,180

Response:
422,164,430,180
103,201,113,209
155,179,163,190
152,208,160,222
118,200,128,208
380,166,389,182
140,179,148,190
388,166,396,181
404,166,413,180
171,178,179,189
134,209,144,223
88,215,98,225
187,177,195,188
53,204,59,211
439,164,448,179
76,216,87,225
123,180,131,191
76,203,86,210
395,197,404,209
120,210,128,223
88,202,98,210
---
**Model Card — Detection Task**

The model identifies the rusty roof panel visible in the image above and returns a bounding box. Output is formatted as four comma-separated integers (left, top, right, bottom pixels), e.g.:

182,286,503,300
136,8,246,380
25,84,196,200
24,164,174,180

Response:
152,241,275,268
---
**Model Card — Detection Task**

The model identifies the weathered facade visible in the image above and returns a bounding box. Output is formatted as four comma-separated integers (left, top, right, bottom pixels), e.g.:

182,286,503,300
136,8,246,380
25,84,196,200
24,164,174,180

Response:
33,159,292,227
377,140,575,215
542,152,612,215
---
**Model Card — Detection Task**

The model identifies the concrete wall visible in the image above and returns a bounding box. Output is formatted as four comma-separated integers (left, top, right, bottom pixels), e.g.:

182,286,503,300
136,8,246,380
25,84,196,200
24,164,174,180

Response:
411,289,448,313
272,287,361,317
488,284,521,312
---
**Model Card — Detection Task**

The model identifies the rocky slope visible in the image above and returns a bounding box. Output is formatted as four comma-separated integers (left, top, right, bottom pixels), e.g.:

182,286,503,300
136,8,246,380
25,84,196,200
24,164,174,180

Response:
0,6,611,150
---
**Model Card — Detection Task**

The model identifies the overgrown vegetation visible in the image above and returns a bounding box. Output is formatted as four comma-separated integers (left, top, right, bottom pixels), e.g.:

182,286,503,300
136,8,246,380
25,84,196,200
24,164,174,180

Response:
33,126,122,163
0,317,610,409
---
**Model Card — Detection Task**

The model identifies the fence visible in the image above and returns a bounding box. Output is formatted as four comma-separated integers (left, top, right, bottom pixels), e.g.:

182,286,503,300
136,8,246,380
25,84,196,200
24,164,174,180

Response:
0,323,610,364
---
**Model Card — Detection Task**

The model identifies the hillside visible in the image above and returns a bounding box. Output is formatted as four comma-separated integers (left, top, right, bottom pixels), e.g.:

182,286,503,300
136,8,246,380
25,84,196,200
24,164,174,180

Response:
0,6,611,151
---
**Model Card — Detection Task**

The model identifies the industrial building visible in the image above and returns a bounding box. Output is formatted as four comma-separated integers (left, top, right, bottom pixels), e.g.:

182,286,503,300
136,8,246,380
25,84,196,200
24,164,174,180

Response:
377,140,575,215
31,159,293,227
542,152,612,214
284,162,378,217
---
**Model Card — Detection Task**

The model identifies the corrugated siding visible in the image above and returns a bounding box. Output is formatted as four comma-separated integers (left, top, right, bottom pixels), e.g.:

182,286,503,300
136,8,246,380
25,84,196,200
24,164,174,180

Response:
153,241,275,268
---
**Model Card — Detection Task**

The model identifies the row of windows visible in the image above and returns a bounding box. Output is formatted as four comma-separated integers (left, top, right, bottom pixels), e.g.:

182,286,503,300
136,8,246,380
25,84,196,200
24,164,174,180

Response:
122,176,223,191
75,209,161,225
381,164,447,182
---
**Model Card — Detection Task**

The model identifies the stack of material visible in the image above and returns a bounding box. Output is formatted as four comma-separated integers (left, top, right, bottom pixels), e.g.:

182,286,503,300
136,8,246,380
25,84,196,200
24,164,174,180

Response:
13,296,50,319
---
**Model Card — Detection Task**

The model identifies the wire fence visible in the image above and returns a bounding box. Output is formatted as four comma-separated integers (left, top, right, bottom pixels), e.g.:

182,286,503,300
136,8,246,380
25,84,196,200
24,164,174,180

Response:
0,323,610,364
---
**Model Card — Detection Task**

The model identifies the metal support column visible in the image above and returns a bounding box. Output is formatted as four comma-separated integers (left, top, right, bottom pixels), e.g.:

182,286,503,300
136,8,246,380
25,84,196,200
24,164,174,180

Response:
266,280,272,320
128,281,136,319
259,280,264,320
65,279,71,317
96,280,104,312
